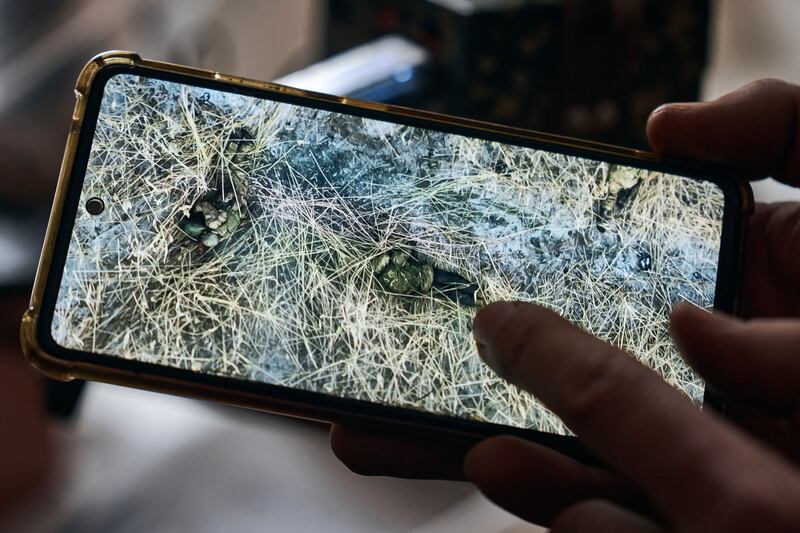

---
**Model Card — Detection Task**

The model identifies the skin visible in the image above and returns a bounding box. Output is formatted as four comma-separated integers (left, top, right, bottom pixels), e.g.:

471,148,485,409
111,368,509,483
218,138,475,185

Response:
330,79,800,530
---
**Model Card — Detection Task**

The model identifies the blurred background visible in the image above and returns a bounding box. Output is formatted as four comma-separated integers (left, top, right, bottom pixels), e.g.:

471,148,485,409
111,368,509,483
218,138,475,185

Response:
2,1,800,531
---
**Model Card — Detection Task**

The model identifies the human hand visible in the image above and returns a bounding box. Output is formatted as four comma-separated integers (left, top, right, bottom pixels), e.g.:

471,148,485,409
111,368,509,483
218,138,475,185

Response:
464,297,800,531
330,79,800,528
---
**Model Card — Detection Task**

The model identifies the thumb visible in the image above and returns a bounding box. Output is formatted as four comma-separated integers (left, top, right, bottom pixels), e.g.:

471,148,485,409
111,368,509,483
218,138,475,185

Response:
646,79,800,185
671,304,800,412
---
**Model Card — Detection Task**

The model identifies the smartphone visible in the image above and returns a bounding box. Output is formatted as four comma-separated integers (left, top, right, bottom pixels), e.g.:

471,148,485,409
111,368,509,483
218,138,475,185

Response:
22,52,751,459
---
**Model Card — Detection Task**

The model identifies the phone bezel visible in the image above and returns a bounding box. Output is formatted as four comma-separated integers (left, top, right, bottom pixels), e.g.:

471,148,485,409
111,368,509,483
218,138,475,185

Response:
21,52,752,462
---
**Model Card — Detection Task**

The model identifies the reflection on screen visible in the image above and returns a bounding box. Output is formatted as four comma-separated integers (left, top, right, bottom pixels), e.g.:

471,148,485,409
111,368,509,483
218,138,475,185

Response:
52,74,724,434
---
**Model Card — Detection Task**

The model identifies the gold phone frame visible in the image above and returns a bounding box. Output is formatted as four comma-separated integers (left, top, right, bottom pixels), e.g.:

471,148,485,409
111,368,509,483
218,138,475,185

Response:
20,51,752,456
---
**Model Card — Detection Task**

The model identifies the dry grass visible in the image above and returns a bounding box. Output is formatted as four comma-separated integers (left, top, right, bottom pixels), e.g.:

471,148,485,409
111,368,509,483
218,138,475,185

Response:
52,75,724,434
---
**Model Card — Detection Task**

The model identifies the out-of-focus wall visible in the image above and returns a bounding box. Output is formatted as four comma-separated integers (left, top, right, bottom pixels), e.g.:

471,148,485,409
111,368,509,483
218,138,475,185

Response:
705,0,800,97
215,0,323,80
0,0,324,205
705,0,800,201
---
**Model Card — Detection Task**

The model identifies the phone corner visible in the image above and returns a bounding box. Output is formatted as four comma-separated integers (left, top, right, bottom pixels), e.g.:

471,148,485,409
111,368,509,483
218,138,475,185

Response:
19,307,74,382
74,51,141,98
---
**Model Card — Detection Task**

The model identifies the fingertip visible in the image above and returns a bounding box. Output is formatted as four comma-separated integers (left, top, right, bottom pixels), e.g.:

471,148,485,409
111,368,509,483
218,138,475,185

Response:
328,425,373,476
669,305,741,370
328,424,351,455
668,302,708,327
462,439,489,484
330,425,471,480
473,301,528,375
463,435,513,484
645,102,701,156
644,103,673,152
473,301,570,385
473,301,518,342
669,304,734,333
669,304,706,351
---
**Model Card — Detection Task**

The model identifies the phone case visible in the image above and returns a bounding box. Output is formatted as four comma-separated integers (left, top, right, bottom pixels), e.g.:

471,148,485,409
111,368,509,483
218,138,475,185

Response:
20,51,753,456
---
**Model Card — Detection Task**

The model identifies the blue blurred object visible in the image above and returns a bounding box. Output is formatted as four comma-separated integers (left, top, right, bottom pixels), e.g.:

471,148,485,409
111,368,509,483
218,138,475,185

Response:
276,34,433,103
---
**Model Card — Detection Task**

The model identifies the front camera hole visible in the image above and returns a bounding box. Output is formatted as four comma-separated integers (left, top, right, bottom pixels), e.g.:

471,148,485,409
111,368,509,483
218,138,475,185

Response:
86,197,105,216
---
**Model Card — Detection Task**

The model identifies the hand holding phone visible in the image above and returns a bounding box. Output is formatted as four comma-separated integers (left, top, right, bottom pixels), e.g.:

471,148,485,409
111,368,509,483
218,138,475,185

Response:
334,79,800,530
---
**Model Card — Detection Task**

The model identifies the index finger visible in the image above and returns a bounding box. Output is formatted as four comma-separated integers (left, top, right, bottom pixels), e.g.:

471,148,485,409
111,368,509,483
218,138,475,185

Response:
646,79,800,185
472,301,795,520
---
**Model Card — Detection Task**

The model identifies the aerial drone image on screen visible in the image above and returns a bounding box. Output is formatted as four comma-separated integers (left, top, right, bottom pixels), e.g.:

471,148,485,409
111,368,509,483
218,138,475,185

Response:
52,74,724,434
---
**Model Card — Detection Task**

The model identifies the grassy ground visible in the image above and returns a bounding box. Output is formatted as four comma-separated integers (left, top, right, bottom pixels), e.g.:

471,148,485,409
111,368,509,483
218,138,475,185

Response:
53,75,724,434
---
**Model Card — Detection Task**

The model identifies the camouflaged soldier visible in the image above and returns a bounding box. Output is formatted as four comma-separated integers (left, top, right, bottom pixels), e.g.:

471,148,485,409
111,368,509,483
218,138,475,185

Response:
372,250,480,307
178,127,254,249
596,164,646,223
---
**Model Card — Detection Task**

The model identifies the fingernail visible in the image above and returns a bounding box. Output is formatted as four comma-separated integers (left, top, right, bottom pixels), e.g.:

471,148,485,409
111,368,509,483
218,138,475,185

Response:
653,101,703,116
649,103,672,117
473,301,518,371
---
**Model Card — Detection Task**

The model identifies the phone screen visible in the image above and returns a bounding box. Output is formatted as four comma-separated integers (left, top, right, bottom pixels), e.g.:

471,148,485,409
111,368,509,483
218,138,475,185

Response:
51,73,724,435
